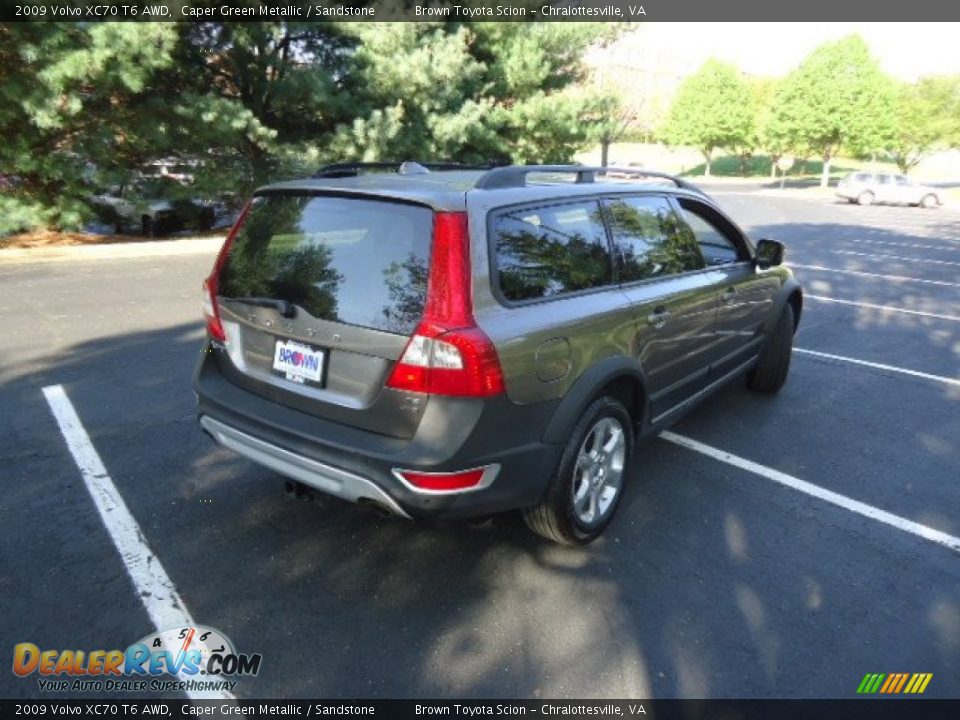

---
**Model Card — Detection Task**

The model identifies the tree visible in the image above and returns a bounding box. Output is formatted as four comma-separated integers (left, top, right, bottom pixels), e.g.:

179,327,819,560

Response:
333,22,618,164
0,21,620,234
767,35,896,188
589,92,640,167
157,22,363,197
581,55,645,167
889,76,960,172
736,77,777,177
0,23,177,233
660,59,754,177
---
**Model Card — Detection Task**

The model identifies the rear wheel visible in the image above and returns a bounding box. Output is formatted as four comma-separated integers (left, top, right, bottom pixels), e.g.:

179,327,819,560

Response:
523,396,632,545
857,191,874,206
748,304,794,393
921,194,939,209
199,207,215,231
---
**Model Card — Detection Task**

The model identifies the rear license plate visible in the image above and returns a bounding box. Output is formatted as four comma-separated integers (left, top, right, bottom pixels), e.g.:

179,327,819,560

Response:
272,340,325,385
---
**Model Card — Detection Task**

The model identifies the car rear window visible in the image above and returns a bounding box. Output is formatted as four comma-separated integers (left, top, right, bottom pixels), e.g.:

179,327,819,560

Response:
218,194,433,334
492,199,612,302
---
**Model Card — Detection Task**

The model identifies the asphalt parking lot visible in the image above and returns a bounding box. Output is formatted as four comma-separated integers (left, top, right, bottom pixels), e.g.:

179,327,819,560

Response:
1,190,958,700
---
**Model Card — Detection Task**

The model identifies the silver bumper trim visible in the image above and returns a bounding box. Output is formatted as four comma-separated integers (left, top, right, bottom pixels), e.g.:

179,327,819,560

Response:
200,415,411,519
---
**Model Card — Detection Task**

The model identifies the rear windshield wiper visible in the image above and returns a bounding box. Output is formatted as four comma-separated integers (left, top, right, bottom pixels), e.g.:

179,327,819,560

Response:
230,296,297,318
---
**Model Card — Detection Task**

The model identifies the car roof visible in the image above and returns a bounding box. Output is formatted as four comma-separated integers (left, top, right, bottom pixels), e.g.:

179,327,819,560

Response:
257,169,707,212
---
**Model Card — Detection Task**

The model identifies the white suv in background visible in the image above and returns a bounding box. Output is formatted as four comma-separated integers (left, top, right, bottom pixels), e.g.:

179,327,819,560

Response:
837,172,942,208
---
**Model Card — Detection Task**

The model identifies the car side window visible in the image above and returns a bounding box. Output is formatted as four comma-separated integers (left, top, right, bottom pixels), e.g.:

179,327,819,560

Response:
492,199,613,302
675,198,744,266
895,175,910,186
605,195,705,283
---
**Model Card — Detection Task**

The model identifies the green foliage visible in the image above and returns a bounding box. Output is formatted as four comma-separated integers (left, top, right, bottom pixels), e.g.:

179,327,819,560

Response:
334,22,614,164
766,35,896,186
738,77,777,176
889,76,960,172
0,23,177,233
1,21,617,234
660,59,754,176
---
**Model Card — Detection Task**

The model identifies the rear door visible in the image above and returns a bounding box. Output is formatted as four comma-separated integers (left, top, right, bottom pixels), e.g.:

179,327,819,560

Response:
478,197,633,406
673,195,779,380
893,174,916,204
213,192,436,438
875,174,898,203
604,194,724,421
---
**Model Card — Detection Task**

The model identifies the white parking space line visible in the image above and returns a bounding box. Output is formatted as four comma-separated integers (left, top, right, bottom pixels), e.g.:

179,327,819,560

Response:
829,249,960,267
790,264,960,288
805,295,960,322
794,348,960,388
849,238,960,252
41,385,234,701
661,431,960,554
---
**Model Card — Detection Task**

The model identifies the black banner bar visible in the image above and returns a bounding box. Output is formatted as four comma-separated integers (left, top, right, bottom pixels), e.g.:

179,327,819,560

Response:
4,0,960,22
2,700,960,719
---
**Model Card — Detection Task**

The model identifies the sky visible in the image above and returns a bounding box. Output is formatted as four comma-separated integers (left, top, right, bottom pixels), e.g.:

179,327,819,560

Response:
623,23,960,80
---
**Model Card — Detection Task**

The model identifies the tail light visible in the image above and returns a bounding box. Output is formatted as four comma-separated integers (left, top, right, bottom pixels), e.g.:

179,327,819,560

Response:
202,201,251,342
386,212,505,397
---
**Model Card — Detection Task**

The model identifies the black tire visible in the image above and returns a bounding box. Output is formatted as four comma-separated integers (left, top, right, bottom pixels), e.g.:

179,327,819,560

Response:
857,191,874,206
748,303,794,393
199,207,215,231
141,216,155,237
523,396,633,545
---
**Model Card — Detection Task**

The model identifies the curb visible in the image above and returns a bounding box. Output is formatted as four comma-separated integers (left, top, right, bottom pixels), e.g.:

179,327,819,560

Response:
0,236,225,265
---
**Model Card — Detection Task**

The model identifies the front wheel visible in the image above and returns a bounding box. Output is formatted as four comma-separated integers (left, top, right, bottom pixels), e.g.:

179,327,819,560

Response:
857,191,875,206
921,194,939,209
523,396,633,545
748,304,795,393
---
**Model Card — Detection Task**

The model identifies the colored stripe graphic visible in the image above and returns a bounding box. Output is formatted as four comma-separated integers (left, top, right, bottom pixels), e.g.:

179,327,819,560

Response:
857,673,886,693
906,673,934,694
858,672,933,694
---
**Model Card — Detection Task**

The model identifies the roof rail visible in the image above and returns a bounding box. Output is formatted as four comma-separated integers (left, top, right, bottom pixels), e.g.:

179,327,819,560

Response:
473,165,704,194
473,165,596,189
313,161,492,178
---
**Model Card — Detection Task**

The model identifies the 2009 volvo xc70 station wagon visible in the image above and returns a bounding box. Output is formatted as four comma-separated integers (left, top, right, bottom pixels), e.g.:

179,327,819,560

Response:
195,162,802,545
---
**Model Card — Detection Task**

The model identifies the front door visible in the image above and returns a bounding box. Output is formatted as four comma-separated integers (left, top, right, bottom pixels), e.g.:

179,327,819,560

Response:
673,196,780,380
604,194,724,421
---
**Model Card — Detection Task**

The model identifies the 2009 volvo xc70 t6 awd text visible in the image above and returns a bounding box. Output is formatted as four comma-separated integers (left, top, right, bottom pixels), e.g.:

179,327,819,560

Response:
195,163,801,545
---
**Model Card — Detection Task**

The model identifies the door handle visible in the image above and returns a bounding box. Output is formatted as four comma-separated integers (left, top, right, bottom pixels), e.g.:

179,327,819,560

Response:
721,287,737,304
647,307,671,328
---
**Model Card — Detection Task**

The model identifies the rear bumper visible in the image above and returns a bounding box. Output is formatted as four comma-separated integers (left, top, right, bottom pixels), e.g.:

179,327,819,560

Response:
194,345,562,519
200,415,411,518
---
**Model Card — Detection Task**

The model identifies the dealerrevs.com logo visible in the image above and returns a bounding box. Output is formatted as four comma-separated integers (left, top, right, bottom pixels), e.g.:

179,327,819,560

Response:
13,625,261,694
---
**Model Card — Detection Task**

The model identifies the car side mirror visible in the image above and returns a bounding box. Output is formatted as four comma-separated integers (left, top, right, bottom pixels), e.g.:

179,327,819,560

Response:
755,238,785,269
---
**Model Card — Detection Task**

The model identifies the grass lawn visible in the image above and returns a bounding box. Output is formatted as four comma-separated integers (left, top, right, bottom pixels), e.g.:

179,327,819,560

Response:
576,143,959,185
